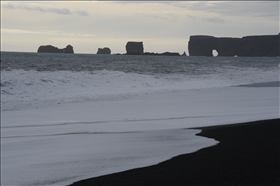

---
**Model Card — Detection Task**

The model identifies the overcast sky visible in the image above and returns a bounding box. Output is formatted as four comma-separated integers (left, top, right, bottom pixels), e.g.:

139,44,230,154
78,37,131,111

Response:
1,1,279,54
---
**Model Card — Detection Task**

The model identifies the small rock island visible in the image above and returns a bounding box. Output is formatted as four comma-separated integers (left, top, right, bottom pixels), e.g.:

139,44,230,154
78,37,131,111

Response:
37,45,74,54
125,42,144,55
97,47,111,54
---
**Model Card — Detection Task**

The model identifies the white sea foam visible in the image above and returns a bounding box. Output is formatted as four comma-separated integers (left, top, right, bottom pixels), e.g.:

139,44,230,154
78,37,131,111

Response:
1,67,278,111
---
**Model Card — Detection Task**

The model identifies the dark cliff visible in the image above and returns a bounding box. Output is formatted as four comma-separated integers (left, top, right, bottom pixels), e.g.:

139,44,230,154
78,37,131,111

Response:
97,47,111,54
125,42,144,55
188,36,216,56
188,34,279,57
238,35,280,57
37,45,74,54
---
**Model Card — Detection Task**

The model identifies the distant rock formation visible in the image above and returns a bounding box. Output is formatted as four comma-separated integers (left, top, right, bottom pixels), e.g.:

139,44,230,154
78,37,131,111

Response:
125,42,144,55
188,34,279,57
188,36,240,57
238,35,280,57
124,41,183,56
37,45,74,54
143,52,180,56
64,45,74,53
144,52,181,56
160,52,181,56
97,47,111,54
181,51,187,56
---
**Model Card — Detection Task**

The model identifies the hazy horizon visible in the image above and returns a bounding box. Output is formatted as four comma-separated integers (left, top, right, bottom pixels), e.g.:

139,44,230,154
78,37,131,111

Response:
1,1,279,54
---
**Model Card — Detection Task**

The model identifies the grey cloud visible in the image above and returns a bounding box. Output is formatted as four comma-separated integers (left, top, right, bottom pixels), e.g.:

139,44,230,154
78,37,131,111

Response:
3,3,70,15
3,3,88,16
75,11,89,16
174,1,279,18
48,8,71,15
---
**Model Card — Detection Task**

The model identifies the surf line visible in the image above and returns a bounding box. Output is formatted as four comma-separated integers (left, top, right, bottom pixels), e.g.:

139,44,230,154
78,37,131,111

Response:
1,115,214,129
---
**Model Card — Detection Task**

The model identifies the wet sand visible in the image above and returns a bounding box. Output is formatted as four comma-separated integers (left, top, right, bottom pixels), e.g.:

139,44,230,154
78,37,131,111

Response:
236,81,280,87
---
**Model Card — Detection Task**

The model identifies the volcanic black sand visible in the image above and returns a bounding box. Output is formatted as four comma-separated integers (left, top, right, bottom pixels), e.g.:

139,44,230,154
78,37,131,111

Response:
70,119,280,186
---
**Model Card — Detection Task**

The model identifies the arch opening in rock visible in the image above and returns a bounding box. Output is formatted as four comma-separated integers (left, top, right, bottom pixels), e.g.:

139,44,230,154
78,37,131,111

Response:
212,49,218,57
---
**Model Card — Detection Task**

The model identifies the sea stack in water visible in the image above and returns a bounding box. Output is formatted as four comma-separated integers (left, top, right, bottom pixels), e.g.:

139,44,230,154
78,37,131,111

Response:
126,41,144,55
188,34,280,57
64,45,74,53
37,45,74,54
97,47,111,54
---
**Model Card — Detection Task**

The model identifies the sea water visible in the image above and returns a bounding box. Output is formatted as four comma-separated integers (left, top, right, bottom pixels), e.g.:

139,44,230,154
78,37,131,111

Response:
1,52,279,185
1,52,278,111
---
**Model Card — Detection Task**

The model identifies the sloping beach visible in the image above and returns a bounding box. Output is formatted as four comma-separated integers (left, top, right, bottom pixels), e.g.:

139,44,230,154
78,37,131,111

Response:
70,118,280,186
70,81,280,186
2,84,279,186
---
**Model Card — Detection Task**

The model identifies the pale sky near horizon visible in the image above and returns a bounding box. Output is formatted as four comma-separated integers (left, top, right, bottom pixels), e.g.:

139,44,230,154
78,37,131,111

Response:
1,1,279,54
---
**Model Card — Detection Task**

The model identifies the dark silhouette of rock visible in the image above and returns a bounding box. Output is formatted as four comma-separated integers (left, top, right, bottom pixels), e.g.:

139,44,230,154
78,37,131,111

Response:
188,34,279,57
143,52,156,55
160,52,180,56
238,35,280,57
126,42,144,55
37,45,59,53
97,47,111,54
215,37,241,56
37,45,74,54
63,45,74,53
124,41,182,56
143,52,180,56
181,52,187,56
188,36,216,56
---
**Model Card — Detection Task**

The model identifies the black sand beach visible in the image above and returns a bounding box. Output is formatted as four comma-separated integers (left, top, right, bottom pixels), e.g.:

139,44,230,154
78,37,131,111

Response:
70,119,280,186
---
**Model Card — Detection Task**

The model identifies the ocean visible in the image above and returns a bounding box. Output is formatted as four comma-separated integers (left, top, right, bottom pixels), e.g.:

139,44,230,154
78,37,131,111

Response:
1,51,279,186
1,52,279,111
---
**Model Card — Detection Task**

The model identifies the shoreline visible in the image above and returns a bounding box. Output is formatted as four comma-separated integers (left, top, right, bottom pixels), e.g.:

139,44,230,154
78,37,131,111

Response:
70,118,280,186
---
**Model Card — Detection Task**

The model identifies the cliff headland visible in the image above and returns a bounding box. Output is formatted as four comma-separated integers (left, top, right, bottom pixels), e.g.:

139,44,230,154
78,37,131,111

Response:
188,34,279,57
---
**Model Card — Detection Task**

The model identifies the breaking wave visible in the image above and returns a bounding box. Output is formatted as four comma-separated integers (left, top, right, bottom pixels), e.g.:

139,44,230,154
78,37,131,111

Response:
1,67,278,111
1,52,279,111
